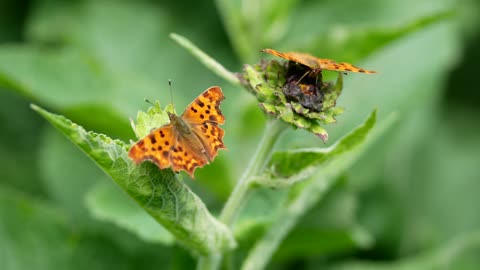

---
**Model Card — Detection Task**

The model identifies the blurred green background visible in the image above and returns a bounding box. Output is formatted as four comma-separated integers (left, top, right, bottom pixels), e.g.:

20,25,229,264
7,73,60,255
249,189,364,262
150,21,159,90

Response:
1,0,480,269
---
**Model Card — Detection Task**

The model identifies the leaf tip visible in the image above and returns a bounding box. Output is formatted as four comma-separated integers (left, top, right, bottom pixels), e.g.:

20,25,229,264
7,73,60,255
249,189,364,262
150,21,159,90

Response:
30,103,49,118
169,32,180,41
29,103,40,112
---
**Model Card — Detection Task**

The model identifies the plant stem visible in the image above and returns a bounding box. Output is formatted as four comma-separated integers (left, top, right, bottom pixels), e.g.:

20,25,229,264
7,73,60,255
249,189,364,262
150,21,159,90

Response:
241,174,330,270
197,118,286,270
220,118,286,226
169,33,241,86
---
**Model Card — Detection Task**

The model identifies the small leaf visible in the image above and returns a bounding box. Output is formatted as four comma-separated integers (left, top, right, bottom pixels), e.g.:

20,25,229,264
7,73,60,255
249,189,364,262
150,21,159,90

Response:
259,109,384,187
132,101,173,139
31,104,236,256
308,122,329,142
322,73,343,111
258,102,278,115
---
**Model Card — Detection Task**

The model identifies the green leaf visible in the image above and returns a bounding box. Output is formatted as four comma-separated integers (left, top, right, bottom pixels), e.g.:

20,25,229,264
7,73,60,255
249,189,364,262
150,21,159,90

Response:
38,126,173,253
280,1,456,60
38,127,107,223
363,107,480,256
0,1,233,141
255,109,385,188
0,46,152,140
306,10,456,66
86,181,174,245
273,185,373,261
0,188,136,270
234,188,289,242
328,232,480,270
31,104,236,256
27,1,228,84
236,183,374,261
274,226,372,261
0,90,46,196
213,0,258,62
214,0,301,62
132,101,173,139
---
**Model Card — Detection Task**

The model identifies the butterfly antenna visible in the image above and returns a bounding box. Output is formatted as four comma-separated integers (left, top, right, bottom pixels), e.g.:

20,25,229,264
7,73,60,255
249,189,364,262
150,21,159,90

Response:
144,98,154,106
168,79,175,109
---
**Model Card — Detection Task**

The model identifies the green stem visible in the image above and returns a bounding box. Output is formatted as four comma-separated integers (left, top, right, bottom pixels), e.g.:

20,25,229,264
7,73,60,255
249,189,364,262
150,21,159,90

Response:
241,174,331,270
197,118,286,270
220,118,286,226
169,33,240,86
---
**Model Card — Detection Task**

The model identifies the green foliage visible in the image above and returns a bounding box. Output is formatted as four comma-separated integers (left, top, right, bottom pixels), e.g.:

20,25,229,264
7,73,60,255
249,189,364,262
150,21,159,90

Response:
85,181,174,245
328,232,480,270
1,0,479,269
239,111,394,270
0,187,142,270
263,109,380,184
31,104,235,256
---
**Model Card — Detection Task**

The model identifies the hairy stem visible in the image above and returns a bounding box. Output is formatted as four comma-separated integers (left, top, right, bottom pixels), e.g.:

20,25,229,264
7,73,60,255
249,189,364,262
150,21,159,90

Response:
197,118,287,270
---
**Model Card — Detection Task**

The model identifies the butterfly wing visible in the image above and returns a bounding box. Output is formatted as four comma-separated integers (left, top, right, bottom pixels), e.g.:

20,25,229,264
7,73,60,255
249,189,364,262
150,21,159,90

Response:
191,122,226,161
181,86,226,161
169,133,210,177
316,59,377,74
128,125,175,169
262,48,376,74
262,49,321,69
181,86,225,125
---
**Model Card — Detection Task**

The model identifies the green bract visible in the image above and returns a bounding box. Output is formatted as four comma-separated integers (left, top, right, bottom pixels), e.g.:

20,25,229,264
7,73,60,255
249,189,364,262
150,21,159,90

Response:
239,60,345,142
131,101,175,139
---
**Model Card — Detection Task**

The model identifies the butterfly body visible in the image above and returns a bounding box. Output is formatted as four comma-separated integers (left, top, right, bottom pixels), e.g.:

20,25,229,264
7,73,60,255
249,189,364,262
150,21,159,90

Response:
129,86,226,178
262,48,376,74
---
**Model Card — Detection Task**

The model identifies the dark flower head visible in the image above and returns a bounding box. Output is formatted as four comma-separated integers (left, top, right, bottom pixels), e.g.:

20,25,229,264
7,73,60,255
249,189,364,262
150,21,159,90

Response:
238,59,344,142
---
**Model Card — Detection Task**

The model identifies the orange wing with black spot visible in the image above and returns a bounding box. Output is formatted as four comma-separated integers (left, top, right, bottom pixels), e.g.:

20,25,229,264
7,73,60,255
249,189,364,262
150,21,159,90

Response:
182,86,225,125
169,134,209,177
191,122,226,161
182,86,226,161
261,48,376,74
128,125,175,169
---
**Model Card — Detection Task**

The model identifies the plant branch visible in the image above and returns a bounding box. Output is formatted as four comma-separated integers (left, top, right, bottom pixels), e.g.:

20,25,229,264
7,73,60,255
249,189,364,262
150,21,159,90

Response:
169,33,240,86
241,112,396,270
220,118,286,226
241,174,331,270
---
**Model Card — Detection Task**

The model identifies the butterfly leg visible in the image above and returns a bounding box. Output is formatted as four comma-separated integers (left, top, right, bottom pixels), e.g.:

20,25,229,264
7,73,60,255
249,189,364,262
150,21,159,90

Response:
295,70,313,85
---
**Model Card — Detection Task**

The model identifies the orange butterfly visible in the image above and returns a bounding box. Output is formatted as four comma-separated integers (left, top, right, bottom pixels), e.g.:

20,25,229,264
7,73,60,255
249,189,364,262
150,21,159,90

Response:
128,86,226,178
261,48,376,74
